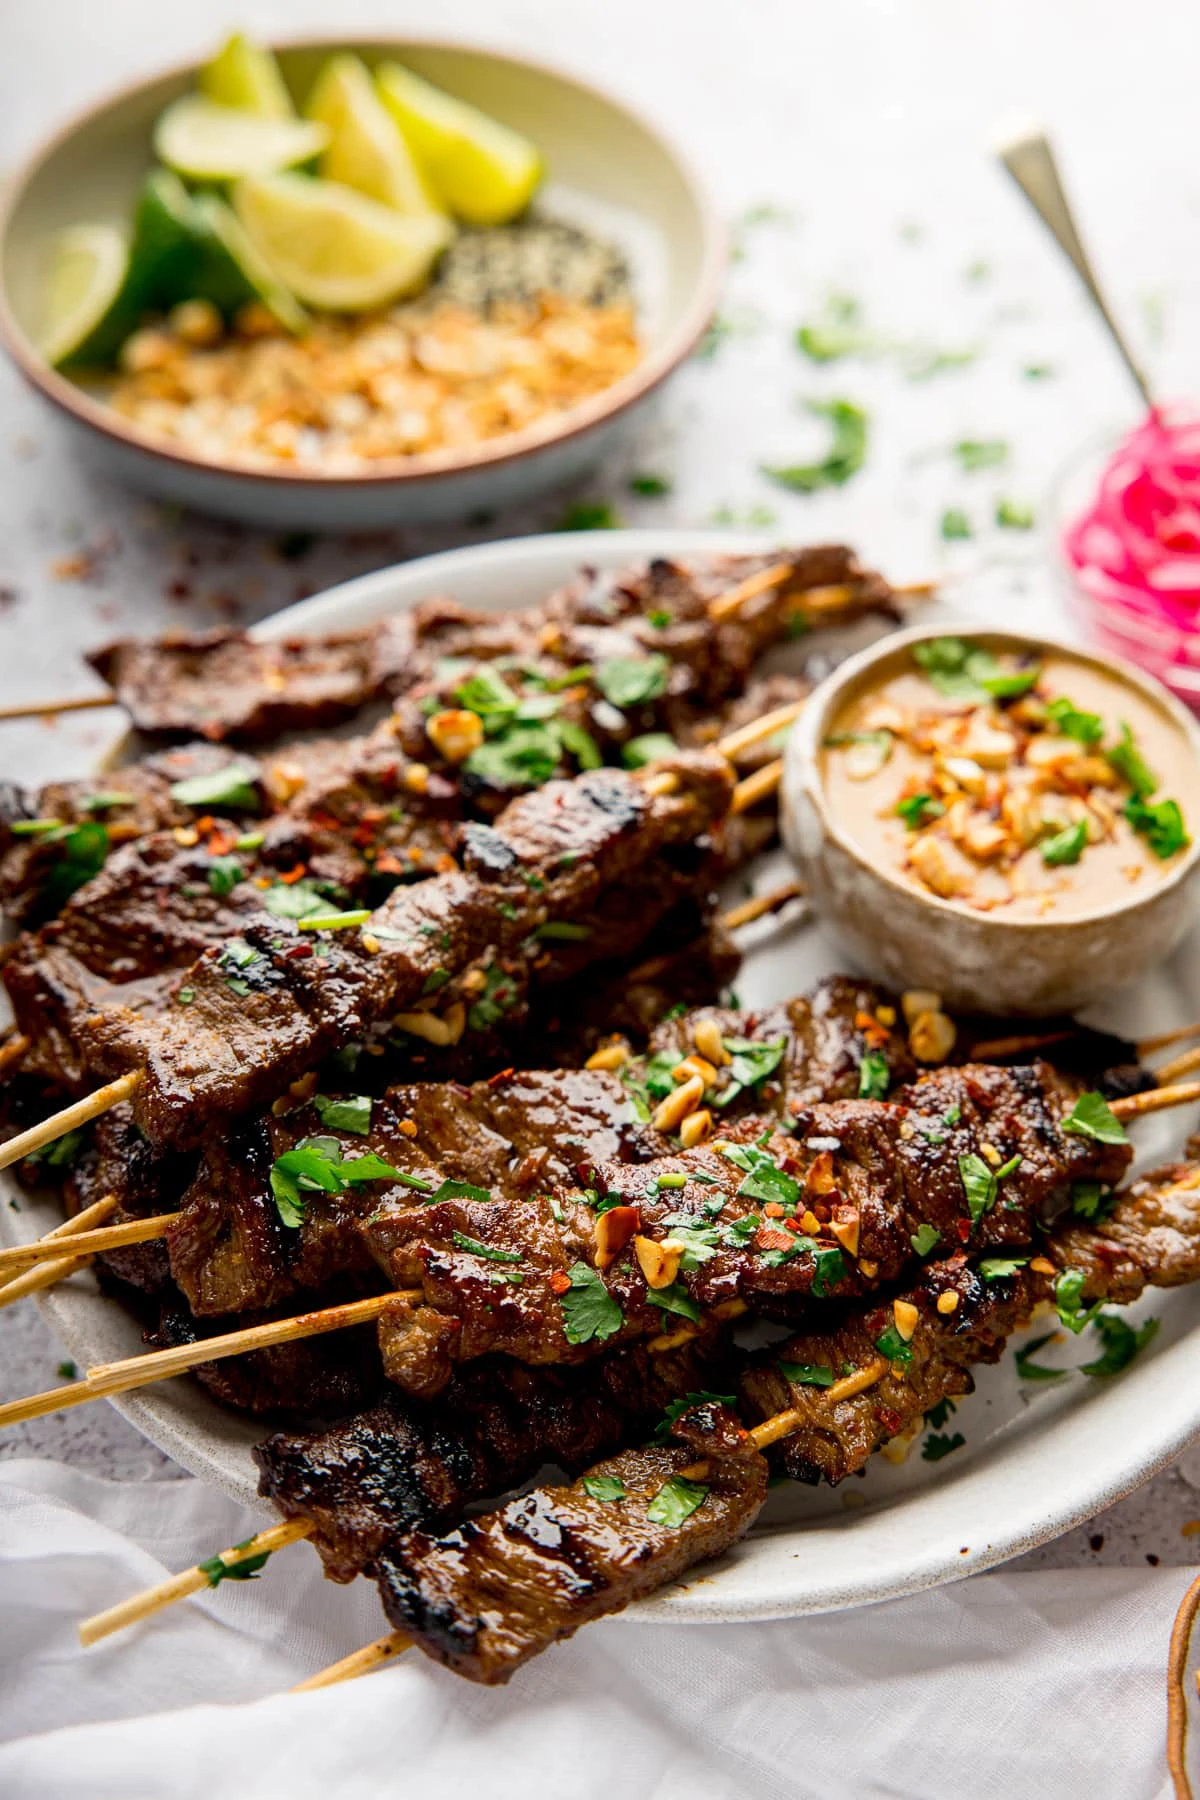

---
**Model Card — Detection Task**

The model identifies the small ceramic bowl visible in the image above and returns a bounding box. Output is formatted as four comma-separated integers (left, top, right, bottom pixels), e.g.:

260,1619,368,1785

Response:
0,38,723,530
780,623,1200,1016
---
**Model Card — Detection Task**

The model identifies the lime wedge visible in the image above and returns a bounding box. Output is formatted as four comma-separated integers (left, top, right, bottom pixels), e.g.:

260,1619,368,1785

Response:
190,194,307,332
155,96,328,183
375,63,542,227
198,33,294,118
233,173,452,310
128,169,205,304
306,52,444,217
38,224,135,367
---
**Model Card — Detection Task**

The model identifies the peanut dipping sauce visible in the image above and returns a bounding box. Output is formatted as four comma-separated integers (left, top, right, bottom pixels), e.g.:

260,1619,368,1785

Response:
819,638,1198,921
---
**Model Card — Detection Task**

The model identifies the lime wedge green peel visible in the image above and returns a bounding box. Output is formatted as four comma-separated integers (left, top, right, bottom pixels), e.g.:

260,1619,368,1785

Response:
191,195,308,332
38,224,132,366
155,95,328,183
199,33,295,118
233,172,452,310
375,63,542,226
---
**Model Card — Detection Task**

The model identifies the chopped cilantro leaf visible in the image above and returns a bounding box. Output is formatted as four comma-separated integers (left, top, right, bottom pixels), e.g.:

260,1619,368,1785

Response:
924,1398,956,1429
313,1093,372,1136
954,439,1008,472
622,733,678,769
645,1281,702,1322
922,1431,966,1462
958,1153,998,1221
857,1049,890,1100
169,763,260,812
896,791,945,829
1047,696,1104,745
1106,722,1158,800
778,1361,835,1387
628,473,672,496
583,1475,626,1502
978,1255,1028,1280
199,1541,272,1587
561,1261,624,1345
995,498,1035,530
595,654,670,710
762,398,868,493
1055,1267,1100,1335
1080,1311,1159,1378
1070,1179,1109,1220
910,1223,942,1257
646,1476,709,1527
716,1035,787,1108
450,1232,522,1265
811,1246,847,1298
1061,1092,1128,1145
1014,1332,1069,1381
1041,820,1088,866
1125,795,1189,859
206,854,242,897
875,1324,914,1365
940,508,973,541
556,502,621,532
652,1390,737,1441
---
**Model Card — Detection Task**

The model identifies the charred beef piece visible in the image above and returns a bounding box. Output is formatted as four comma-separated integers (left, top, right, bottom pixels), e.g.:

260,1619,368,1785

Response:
255,1334,730,1583
87,626,389,744
364,1063,1130,1396
0,743,268,925
77,754,735,1146
168,1066,666,1317
148,1299,386,1425
370,1400,768,1683
638,974,917,1112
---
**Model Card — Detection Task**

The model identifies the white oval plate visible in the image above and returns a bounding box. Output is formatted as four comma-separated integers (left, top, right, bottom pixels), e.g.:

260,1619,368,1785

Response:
5,529,1200,1625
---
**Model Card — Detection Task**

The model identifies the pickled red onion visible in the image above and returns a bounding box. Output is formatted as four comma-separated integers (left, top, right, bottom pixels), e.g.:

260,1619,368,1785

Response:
1064,406,1200,624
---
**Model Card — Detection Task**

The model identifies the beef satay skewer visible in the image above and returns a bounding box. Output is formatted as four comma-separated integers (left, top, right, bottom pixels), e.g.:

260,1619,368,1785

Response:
1,1072,1183,1428
0,743,785,1167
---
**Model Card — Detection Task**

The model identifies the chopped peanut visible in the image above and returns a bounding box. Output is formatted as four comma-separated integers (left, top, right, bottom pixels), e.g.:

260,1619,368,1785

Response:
403,762,430,795
798,1208,822,1236
651,1075,705,1133
672,1055,717,1087
585,1040,631,1072
893,1299,920,1340
679,1108,713,1149
902,988,943,1025
635,1235,685,1289
936,1290,960,1316
804,1149,837,1197
594,1205,640,1269
908,832,973,899
426,709,484,765
830,1213,860,1257
692,1017,730,1066
392,1003,466,1046
909,1008,957,1064
1029,1255,1056,1274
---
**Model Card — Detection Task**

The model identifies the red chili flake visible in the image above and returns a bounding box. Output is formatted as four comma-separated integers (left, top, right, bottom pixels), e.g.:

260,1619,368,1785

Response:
549,1271,572,1295
813,1202,832,1223
278,863,308,885
286,943,314,961
487,1067,516,1087
955,1218,972,1243
754,1226,796,1253
206,831,233,856
877,1406,905,1434
855,1009,889,1049
375,853,407,876
783,1216,804,1233
762,1201,786,1219
351,822,377,848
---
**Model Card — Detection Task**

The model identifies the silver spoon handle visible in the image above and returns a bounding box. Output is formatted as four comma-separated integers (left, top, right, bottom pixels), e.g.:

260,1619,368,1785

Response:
994,123,1154,412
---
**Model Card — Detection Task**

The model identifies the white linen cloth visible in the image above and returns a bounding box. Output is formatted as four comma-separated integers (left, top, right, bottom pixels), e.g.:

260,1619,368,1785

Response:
0,1458,1188,1799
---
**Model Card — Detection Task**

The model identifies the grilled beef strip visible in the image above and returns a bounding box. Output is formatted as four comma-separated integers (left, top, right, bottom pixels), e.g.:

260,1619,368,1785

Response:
255,1333,732,1583
370,1398,768,1684
363,1062,1130,1396
84,547,893,748
71,754,734,1145
740,1157,1200,1485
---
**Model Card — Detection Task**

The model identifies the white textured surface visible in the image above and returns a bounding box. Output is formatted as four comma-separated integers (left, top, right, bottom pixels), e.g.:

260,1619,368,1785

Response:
4,0,1200,1578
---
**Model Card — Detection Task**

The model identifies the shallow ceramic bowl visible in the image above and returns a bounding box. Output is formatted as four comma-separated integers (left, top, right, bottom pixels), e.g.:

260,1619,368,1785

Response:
781,623,1200,1015
0,39,722,529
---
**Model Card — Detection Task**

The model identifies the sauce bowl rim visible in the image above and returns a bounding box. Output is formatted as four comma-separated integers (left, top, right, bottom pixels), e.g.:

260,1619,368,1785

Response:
787,620,1200,933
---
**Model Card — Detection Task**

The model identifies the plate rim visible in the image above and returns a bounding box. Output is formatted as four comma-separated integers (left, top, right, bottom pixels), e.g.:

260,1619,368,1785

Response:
7,526,1200,1625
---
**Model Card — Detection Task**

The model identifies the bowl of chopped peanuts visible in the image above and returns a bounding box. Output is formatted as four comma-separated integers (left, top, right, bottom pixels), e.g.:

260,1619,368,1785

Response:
0,34,723,528
781,623,1200,1015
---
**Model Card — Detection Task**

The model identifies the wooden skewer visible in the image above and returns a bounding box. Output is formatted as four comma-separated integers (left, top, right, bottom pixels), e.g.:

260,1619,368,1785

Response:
0,1291,412,1431
0,1070,142,1174
0,1193,118,1286
0,692,116,723
0,1209,176,1276
716,700,805,762
1167,1568,1200,1800
1151,1044,1200,1088
1137,1020,1200,1057
1110,1080,1200,1121
707,562,796,623
292,1629,415,1692
730,759,783,814
0,1250,92,1311
719,882,805,932
0,1033,31,1077
78,1517,315,1647
291,1357,894,1693
967,1028,1075,1062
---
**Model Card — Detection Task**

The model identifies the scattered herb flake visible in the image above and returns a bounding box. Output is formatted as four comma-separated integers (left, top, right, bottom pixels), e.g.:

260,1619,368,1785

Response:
583,1475,626,1502
646,1475,709,1527
940,508,973,541
922,1431,966,1462
857,1049,890,1100
1080,1311,1159,1378
1015,1332,1069,1382
312,1093,372,1136
761,398,869,493
1061,1092,1128,1146
910,1223,942,1257
561,1261,624,1345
